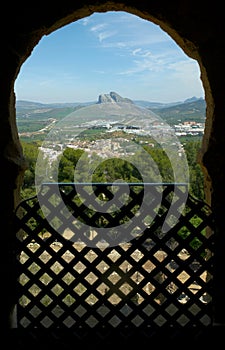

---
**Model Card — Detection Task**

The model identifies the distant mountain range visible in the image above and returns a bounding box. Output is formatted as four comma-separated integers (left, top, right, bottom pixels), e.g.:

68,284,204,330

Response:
150,97,206,125
16,93,206,126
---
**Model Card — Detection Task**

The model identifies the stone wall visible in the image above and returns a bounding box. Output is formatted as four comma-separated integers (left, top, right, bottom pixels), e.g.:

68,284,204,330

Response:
1,0,225,328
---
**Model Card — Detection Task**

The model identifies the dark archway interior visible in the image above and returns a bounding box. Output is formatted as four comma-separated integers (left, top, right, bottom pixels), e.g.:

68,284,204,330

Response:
1,0,225,344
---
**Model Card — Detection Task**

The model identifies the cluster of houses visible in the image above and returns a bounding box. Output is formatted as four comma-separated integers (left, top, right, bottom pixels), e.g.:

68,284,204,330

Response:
173,121,204,136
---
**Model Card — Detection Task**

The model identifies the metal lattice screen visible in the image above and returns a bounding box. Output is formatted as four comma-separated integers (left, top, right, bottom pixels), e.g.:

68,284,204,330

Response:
14,183,214,332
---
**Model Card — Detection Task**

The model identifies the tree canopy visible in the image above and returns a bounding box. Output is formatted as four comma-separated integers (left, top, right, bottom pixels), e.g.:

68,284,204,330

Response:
20,139,205,201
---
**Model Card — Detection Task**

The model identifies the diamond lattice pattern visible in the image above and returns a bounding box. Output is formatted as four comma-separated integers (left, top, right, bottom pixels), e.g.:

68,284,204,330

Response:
15,183,214,329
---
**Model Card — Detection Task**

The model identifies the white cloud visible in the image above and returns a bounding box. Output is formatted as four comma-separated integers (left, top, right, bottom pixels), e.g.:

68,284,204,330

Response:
15,11,204,103
132,48,142,56
85,12,170,50
98,30,117,42
90,23,107,32
81,17,90,26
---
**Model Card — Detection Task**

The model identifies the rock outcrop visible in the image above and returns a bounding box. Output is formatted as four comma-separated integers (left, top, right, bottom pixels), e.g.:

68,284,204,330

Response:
98,91,134,104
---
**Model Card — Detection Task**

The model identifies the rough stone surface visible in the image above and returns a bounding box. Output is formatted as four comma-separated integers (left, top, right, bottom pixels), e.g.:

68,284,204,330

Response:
1,0,225,331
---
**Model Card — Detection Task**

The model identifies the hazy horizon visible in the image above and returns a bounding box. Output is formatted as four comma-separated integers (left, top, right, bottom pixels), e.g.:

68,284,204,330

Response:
16,94,203,106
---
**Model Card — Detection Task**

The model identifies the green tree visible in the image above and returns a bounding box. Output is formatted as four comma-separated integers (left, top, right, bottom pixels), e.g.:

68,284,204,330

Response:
57,147,91,182
183,140,204,200
20,141,39,199
20,139,205,202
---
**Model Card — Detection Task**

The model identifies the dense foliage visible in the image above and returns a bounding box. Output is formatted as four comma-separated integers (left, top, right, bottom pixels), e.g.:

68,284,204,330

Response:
20,139,205,201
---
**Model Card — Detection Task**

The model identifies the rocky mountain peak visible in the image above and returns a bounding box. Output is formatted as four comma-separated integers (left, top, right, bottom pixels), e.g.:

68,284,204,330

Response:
98,91,134,104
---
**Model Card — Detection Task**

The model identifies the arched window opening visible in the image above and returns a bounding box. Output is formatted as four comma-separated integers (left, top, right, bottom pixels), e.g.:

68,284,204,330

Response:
15,11,205,202
14,11,213,335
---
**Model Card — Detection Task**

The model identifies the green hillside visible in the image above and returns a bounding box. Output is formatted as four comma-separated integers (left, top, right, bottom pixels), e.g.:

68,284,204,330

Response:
16,97,206,138
151,98,206,125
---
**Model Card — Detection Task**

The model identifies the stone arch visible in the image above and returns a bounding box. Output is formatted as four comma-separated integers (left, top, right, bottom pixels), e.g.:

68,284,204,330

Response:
13,6,212,204
3,1,224,330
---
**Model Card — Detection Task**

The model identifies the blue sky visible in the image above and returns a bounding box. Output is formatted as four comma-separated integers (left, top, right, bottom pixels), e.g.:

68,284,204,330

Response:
15,11,204,104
